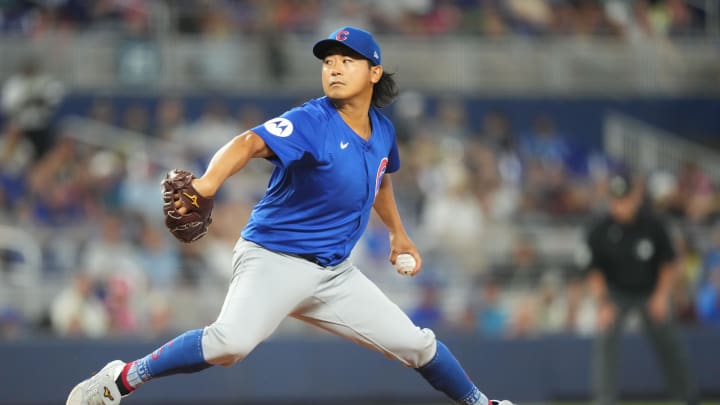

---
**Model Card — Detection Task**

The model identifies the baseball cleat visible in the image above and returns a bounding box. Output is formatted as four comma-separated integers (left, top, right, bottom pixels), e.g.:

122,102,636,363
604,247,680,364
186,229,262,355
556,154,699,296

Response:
491,400,515,405
66,360,125,405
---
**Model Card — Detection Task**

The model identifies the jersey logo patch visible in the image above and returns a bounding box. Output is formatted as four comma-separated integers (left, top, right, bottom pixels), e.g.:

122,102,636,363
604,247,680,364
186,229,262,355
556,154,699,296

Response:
340,141,349,149
264,117,294,137
374,157,389,196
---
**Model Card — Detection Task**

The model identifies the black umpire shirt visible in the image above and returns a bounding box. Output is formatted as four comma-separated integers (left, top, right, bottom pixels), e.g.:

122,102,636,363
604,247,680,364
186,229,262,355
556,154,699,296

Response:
586,210,676,297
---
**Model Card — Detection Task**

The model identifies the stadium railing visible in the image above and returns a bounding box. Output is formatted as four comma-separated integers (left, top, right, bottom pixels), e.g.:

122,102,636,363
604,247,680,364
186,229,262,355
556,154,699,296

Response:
1,36,719,94
604,112,720,182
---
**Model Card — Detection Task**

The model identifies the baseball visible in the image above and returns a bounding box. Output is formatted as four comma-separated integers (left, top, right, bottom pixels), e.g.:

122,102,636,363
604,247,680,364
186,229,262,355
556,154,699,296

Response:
396,253,416,275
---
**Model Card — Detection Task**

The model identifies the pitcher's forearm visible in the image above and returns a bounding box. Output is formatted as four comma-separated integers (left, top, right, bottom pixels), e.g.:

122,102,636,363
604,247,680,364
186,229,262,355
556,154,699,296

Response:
373,175,406,236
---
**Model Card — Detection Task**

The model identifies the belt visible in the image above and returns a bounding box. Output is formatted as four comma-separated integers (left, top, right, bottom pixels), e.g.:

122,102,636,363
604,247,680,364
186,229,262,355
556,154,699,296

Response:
297,253,323,266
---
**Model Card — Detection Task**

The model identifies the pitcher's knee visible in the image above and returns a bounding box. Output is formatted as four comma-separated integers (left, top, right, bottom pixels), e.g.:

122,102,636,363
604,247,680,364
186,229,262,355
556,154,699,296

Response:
391,327,437,368
201,324,261,366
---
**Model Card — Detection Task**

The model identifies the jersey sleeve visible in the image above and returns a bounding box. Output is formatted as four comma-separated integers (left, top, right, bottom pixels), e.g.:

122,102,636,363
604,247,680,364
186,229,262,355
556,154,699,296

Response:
385,122,400,173
251,106,321,168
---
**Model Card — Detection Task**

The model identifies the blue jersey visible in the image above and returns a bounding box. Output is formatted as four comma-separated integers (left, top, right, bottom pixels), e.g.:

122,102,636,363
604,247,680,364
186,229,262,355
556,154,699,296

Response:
241,96,400,266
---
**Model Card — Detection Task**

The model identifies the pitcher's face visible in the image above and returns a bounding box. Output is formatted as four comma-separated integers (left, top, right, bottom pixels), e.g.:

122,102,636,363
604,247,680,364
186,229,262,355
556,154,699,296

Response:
321,52,381,102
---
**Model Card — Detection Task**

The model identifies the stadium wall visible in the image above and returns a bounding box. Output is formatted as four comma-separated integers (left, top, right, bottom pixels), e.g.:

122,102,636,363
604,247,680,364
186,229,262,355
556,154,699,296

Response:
1,330,718,404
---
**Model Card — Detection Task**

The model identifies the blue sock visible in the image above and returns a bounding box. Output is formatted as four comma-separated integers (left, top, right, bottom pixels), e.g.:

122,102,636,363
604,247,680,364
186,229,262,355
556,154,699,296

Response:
121,329,212,390
415,340,488,405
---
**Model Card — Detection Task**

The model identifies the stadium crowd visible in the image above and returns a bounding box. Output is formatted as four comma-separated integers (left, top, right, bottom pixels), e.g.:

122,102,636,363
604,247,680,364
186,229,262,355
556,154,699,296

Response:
0,0,717,342
1,82,719,341
0,0,710,41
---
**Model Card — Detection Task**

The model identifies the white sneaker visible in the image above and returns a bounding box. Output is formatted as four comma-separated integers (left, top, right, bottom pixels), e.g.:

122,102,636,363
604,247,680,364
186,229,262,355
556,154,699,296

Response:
491,401,515,405
66,360,125,405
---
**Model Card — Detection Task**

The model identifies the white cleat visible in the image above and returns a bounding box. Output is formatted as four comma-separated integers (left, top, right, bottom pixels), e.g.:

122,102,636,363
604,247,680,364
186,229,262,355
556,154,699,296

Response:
66,360,125,405
491,401,515,405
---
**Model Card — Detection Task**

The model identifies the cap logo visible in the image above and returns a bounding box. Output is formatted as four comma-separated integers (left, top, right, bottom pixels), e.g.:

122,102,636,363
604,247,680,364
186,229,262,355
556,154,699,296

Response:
373,51,379,60
335,30,349,41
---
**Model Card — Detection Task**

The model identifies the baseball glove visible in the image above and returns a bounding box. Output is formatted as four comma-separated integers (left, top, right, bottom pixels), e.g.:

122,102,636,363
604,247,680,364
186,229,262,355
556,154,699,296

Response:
161,169,214,243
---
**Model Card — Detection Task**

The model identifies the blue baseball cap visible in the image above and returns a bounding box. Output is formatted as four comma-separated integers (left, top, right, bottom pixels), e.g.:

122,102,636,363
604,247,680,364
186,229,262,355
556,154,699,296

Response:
313,26,381,65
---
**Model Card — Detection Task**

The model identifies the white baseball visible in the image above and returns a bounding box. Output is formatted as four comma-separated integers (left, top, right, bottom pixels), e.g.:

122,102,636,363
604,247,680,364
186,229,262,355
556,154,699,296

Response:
396,253,416,275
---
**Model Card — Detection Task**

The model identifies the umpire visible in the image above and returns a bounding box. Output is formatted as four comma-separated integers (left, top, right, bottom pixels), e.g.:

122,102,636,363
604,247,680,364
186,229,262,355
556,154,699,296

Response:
584,173,699,405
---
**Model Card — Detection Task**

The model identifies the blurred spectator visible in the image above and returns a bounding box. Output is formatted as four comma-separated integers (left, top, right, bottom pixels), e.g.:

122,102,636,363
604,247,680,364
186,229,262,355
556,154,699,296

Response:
696,263,720,326
667,161,714,224
1,58,64,162
561,273,597,335
497,234,543,289
175,241,211,286
121,102,151,134
0,307,27,340
368,0,434,35
0,126,33,210
700,228,720,285
393,90,430,153
534,272,567,333
504,0,553,35
180,99,238,163
408,279,445,330
0,0,710,39
520,114,571,173
85,149,126,211
317,1,372,43
153,97,187,140
145,291,174,337
472,275,508,337
354,212,393,270
672,231,700,324
26,137,87,227
507,295,538,338
104,275,139,335
429,98,470,142
424,0,463,35
478,111,518,160
86,97,117,126
471,111,522,220
490,234,545,336
120,158,168,222
419,138,485,273
697,227,720,326
50,273,109,338
519,115,577,216
137,222,181,290
635,0,698,38
80,215,145,285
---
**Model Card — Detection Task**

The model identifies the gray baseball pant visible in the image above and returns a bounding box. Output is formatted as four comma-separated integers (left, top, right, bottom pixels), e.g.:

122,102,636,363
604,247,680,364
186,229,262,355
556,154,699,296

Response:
201,238,437,368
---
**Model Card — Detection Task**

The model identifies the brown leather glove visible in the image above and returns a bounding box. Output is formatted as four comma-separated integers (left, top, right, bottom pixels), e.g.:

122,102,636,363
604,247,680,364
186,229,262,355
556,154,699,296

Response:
161,169,214,243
